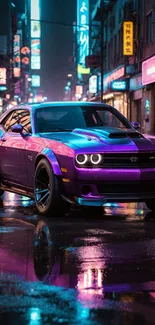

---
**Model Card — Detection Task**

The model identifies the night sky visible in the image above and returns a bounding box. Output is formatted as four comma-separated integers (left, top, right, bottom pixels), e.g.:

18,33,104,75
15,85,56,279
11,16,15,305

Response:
41,0,76,101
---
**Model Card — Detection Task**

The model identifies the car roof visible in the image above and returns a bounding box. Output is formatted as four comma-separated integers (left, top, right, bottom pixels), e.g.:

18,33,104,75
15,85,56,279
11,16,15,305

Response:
22,101,112,110
0,101,113,123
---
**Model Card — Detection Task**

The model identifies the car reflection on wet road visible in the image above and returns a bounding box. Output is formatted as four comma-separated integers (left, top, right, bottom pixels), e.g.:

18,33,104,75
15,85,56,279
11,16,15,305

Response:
1,192,155,324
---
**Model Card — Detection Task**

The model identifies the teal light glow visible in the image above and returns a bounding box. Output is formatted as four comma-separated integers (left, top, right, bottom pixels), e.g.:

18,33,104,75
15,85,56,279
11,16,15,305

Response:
29,308,41,323
0,86,7,91
77,306,90,320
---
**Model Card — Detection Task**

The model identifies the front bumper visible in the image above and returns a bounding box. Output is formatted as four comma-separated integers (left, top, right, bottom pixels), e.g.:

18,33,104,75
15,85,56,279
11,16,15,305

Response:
76,192,155,207
61,168,155,206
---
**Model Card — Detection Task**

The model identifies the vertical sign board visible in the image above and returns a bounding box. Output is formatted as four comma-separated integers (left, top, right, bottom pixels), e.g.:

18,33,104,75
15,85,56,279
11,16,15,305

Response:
13,34,21,77
31,0,41,71
77,0,89,67
123,21,133,56
31,0,40,20
0,68,6,85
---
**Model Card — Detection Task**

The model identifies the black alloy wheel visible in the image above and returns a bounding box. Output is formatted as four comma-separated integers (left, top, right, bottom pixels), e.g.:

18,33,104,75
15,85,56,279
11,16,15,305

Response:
34,158,70,216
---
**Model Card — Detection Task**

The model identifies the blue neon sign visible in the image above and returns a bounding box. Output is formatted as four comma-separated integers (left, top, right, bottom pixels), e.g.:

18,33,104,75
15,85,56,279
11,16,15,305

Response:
111,80,127,91
77,0,89,67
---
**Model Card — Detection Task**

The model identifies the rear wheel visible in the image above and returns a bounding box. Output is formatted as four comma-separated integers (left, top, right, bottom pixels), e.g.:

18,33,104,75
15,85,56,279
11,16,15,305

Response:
145,200,155,212
34,158,70,217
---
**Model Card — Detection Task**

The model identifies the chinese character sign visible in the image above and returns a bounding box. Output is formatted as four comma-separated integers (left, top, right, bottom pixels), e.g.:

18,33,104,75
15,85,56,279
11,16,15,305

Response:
77,0,89,67
123,21,133,56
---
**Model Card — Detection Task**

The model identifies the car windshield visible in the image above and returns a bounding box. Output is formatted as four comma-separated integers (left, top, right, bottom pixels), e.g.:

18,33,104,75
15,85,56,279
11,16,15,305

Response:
35,105,132,133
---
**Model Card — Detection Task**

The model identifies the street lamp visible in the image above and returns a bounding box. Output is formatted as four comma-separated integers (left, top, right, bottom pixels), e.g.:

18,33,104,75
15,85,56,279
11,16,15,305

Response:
68,74,72,78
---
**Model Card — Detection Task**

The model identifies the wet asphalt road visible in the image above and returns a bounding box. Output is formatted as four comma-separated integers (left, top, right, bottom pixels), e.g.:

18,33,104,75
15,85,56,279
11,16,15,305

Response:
1,193,155,324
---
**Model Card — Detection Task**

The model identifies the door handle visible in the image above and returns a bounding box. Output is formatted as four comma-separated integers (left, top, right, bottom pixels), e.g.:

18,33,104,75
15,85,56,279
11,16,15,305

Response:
0,137,7,142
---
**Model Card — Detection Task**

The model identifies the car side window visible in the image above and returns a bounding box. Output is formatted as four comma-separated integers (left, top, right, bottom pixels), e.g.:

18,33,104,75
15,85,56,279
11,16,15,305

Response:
18,110,31,133
2,109,31,133
2,111,15,132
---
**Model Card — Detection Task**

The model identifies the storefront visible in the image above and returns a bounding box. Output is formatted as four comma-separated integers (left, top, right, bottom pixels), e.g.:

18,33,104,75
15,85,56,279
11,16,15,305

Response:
130,74,144,131
102,65,128,118
142,56,155,134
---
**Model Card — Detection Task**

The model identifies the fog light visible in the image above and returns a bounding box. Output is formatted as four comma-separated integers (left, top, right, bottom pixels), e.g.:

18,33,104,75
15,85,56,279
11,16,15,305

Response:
76,154,88,165
90,154,102,165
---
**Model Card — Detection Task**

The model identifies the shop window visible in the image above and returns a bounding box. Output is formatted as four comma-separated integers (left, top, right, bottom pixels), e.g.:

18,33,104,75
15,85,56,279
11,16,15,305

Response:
146,11,153,44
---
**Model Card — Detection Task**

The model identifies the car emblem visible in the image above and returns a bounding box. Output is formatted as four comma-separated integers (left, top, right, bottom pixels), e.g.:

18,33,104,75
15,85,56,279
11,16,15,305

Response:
28,154,33,161
130,156,138,163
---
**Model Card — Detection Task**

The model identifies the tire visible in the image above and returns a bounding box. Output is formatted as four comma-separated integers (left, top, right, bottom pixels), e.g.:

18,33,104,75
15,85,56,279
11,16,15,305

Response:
145,200,155,212
34,158,70,217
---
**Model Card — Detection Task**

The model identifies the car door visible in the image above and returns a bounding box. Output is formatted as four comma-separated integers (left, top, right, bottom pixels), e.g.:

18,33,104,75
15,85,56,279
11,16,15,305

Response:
0,109,30,186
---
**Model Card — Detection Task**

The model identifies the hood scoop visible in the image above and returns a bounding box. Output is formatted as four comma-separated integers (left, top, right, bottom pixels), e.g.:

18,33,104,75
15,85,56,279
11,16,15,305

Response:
109,132,143,139
109,133,127,138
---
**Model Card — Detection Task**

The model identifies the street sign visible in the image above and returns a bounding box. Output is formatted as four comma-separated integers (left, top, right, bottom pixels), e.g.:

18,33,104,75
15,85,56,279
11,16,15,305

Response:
85,55,100,68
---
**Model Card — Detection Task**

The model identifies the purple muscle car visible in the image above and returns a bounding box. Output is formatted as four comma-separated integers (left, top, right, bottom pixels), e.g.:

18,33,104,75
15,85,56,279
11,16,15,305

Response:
0,101,155,216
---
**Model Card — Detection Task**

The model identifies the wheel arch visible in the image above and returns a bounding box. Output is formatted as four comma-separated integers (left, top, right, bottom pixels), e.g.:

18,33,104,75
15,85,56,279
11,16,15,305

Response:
35,148,62,176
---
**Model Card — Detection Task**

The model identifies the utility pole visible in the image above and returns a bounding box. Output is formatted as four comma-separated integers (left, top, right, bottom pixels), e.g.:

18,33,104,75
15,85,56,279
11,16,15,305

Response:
100,0,104,103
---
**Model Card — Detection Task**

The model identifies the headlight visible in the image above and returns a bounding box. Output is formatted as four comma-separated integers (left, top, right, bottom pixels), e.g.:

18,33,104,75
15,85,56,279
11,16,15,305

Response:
90,154,102,165
76,154,88,165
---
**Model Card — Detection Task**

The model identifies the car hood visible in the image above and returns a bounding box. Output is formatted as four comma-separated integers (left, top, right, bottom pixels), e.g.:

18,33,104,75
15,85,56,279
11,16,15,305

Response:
39,127,155,152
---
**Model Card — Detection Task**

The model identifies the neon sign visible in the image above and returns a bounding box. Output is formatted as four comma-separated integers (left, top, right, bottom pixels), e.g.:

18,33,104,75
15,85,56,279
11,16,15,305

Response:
142,56,155,86
104,66,125,85
32,75,40,87
31,0,40,72
77,0,89,67
111,80,127,91
13,34,21,77
31,0,40,20
0,68,6,85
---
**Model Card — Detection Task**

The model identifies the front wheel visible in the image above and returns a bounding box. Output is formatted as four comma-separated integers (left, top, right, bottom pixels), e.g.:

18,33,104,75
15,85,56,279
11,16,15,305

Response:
145,200,155,212
34,158,70,217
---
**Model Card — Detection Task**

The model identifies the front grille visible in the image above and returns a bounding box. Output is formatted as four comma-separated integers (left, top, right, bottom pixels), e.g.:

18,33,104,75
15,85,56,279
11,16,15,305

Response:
102,152,155,168
97,182,155,195
76,152,155,168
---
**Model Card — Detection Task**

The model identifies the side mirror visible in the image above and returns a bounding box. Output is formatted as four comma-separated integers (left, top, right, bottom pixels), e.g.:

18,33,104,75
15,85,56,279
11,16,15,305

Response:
11,123,23,133
131,122,140,130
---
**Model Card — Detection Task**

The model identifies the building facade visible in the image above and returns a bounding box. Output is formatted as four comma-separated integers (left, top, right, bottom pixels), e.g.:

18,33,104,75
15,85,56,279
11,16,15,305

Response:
0,0,44,112
88,0,155,134
0,1,14,112
141,0,155,134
